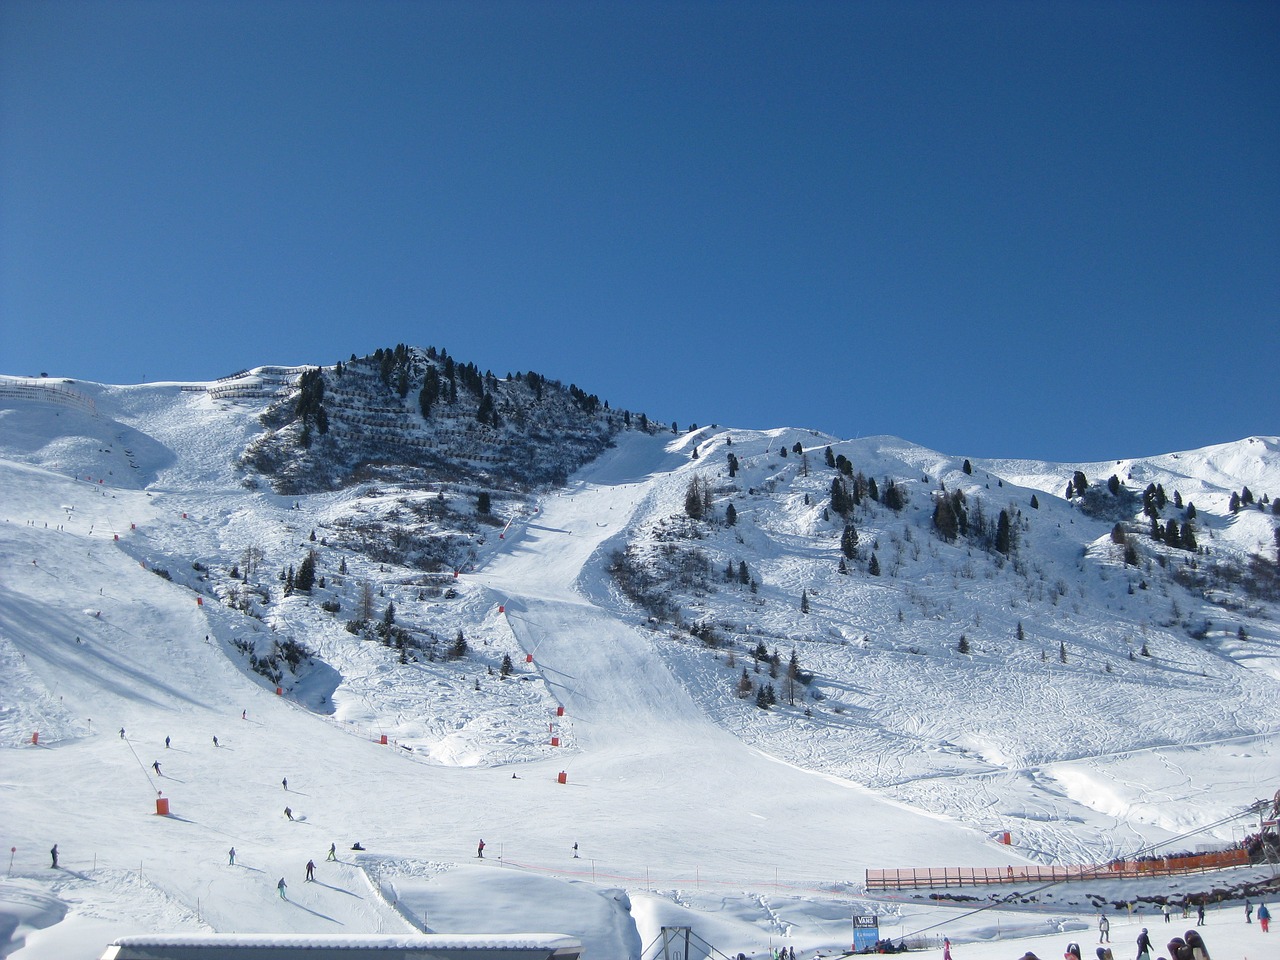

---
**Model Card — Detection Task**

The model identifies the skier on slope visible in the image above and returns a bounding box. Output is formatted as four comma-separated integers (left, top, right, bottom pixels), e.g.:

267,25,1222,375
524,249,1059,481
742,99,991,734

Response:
476,839,485,858
277,877,287,899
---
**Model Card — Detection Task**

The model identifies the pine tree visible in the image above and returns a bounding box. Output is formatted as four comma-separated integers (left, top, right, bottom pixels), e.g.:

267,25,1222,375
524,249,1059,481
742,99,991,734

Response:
957,635,970,654
882,479,905,511
295,550,317,592
933,496,959,542
1124,539,1139,566
737,667,753,699
1030,494,1039,509
725,502,737,526
1059,641,1068,663
1179,521,1197,551
501,653,513,677
962,459,972,475
727,453,739,477
995,509,1012,555
684,478,706,520
419,367,440,419
840,523,858,558
830,477,849,517
450,630,468,659
868,553,881,576
477,491,491,515
800,589,810,613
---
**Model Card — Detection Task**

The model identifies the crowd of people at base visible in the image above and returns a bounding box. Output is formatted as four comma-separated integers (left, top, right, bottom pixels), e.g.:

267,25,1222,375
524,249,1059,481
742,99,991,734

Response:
1011,912,1273,960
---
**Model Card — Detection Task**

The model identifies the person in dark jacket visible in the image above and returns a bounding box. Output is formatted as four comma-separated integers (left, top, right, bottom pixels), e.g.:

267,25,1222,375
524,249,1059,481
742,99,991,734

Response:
1135,927,1152,960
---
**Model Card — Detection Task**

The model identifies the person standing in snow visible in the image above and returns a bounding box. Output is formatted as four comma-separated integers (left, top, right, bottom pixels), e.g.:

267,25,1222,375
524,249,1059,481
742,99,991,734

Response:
1099,914,1110,943
284,806,293,821
476,839,485,858
1244,899,1252,923
50,844,58,868
1136,927,1152,960
277,877,287,899
305,860,315,881
326,843,336,861
1162,903,1172,924
1196,901,1205,926
228,847,235,865
212,736,219,747
282,777,288,791
943,937,953,960
152,760,161,775
165,736,170,749
1257,903,1270,932
119,727,125,739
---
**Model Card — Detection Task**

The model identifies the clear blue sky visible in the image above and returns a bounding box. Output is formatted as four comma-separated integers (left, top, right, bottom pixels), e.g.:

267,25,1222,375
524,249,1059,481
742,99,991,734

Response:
2,1,1276,461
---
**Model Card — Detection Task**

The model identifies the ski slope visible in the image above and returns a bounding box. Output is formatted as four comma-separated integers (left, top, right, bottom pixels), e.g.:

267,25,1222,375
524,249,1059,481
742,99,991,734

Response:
1,381,1277,960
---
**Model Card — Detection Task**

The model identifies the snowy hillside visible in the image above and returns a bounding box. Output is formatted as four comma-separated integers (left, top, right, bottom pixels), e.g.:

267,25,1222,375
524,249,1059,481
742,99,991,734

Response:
1,370,1277,960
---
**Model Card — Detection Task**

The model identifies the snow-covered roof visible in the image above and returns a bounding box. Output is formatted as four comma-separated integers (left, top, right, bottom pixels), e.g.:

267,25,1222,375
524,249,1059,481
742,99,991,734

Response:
100,933,582,960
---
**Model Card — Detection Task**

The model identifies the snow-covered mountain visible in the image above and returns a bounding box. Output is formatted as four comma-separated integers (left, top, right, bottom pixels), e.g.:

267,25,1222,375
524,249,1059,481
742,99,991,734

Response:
1,361,1277,960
